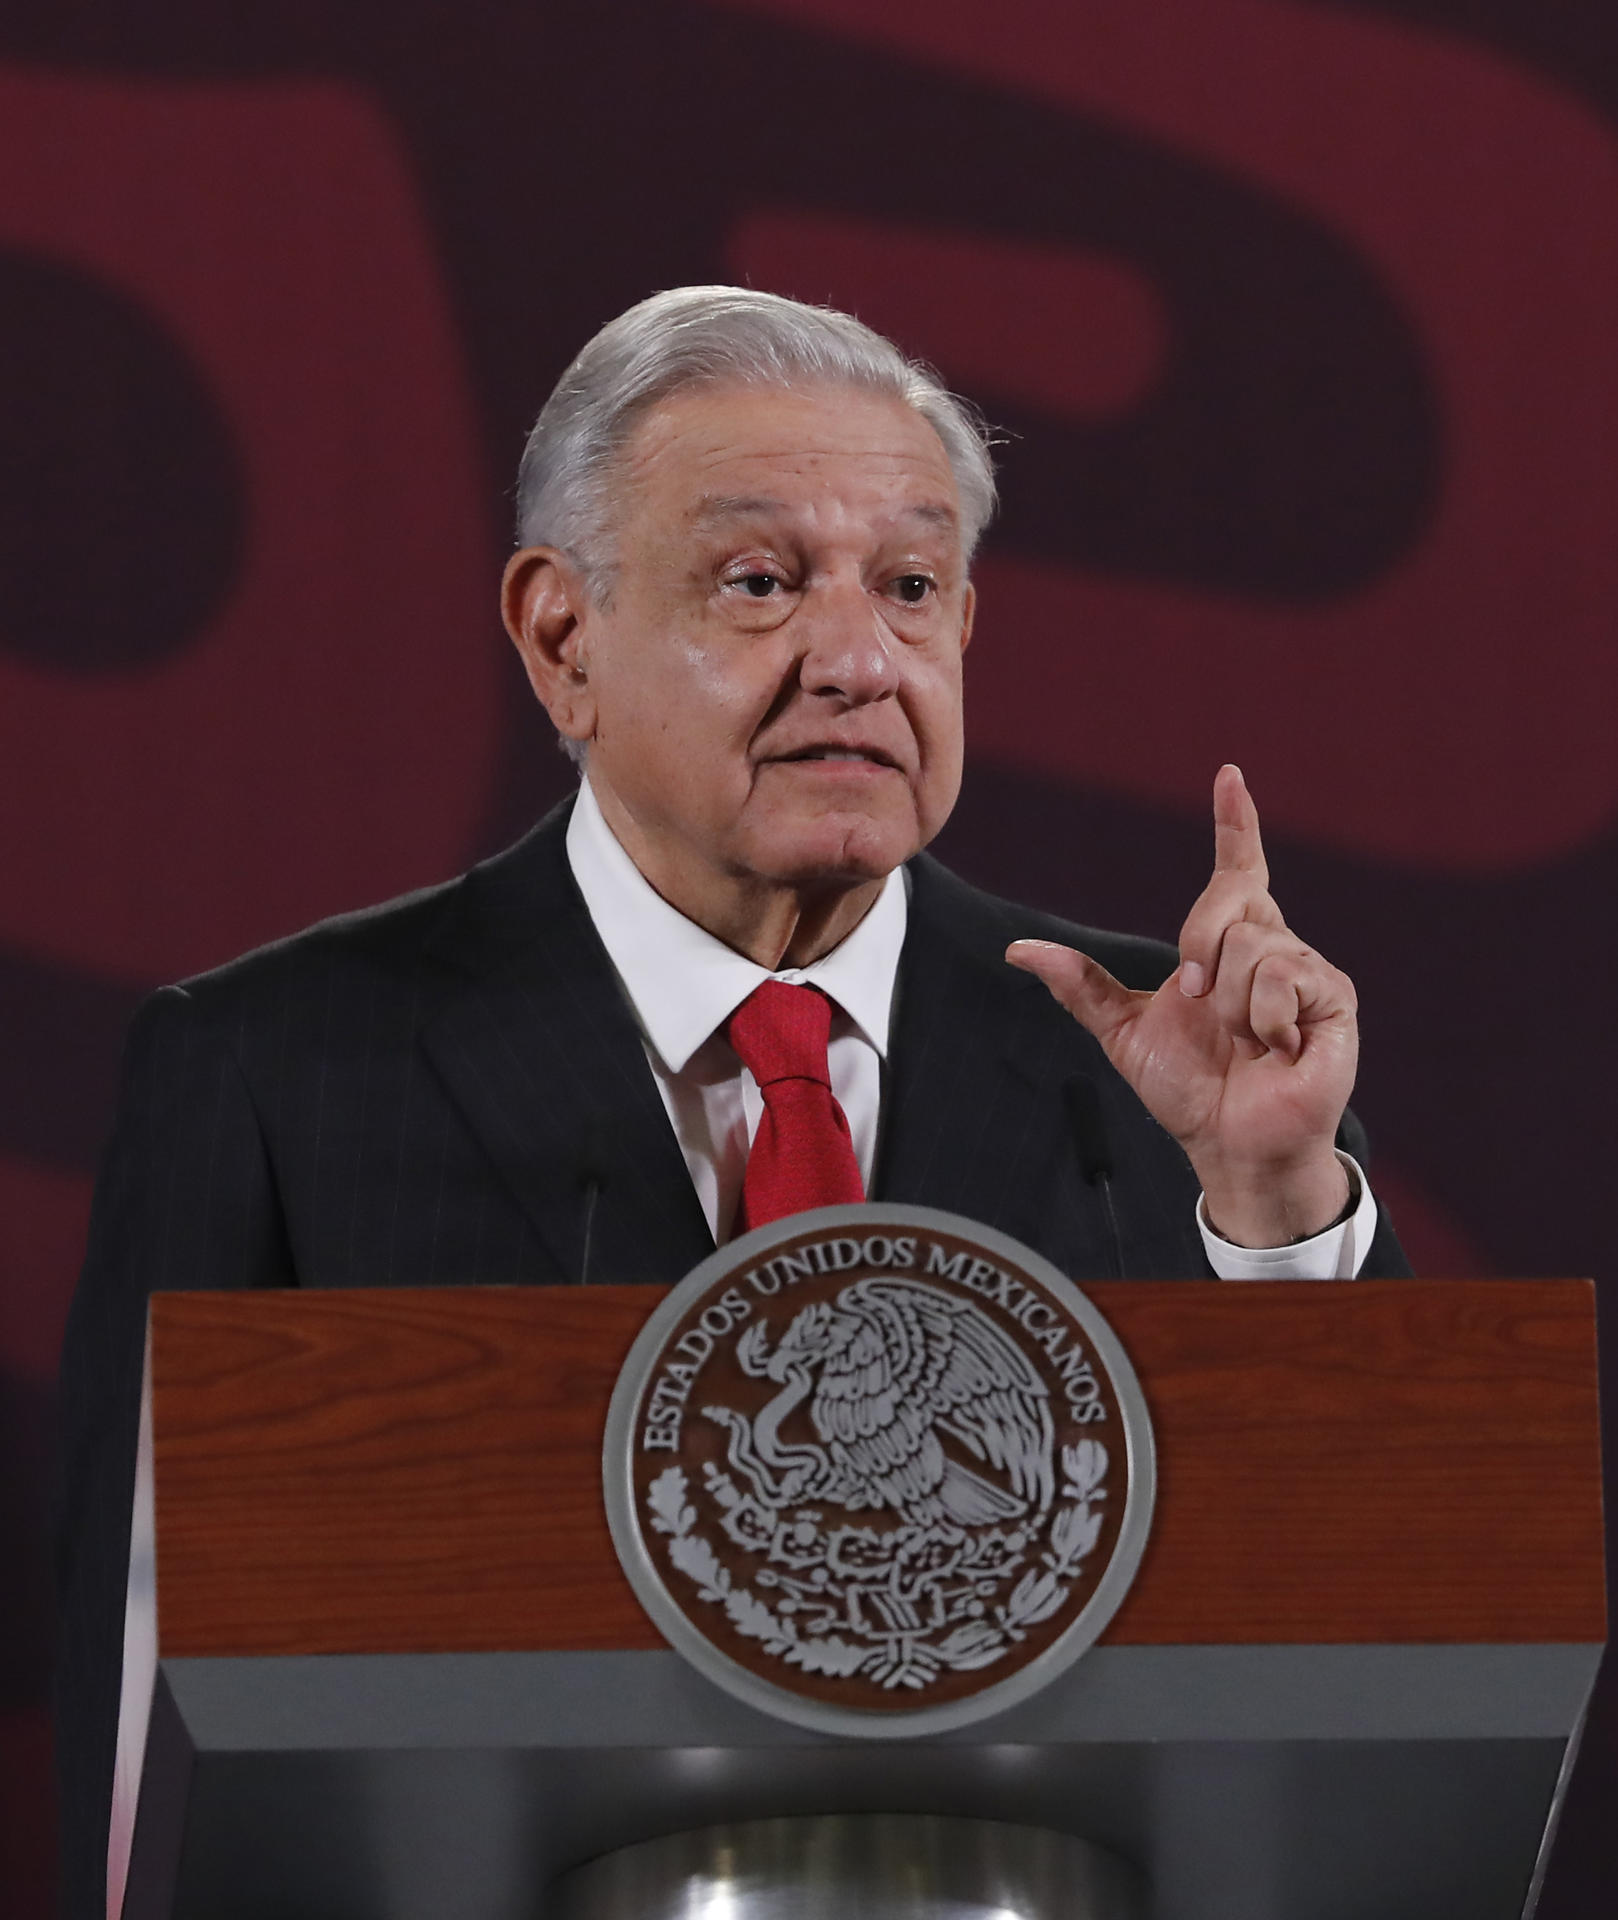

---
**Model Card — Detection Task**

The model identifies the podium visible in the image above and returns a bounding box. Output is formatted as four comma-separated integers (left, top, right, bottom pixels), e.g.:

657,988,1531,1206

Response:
122,1279,1603,1919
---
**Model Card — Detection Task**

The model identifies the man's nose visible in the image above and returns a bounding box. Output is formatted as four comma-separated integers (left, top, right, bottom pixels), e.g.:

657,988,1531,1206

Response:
797,574,900,705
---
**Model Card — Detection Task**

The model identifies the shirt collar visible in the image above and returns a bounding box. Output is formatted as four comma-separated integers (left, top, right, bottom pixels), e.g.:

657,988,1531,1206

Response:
565,776,907,1073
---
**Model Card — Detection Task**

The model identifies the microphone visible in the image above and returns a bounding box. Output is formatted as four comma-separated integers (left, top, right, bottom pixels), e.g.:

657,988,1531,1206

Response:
1064,1076,1125,1280
576,1124,609,1287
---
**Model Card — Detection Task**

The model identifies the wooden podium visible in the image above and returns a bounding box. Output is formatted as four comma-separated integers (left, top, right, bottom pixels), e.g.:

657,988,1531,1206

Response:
122,1280,1604,1920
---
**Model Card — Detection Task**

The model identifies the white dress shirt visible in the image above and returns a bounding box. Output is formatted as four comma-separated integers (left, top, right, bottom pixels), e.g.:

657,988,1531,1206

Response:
565,778,1375,1276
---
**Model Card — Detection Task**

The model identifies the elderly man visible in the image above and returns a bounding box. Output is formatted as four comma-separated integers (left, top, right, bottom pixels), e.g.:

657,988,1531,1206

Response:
58,287,1405,1917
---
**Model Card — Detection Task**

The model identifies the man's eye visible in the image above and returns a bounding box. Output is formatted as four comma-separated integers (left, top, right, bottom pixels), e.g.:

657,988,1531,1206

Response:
892,574,934,604
732,572,780,598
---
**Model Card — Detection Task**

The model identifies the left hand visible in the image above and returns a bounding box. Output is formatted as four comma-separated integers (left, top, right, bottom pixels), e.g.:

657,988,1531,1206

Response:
1006,765,1357,1248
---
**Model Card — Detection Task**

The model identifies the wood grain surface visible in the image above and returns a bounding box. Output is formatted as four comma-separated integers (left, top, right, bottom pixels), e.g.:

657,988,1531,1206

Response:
148,1280,1605,1658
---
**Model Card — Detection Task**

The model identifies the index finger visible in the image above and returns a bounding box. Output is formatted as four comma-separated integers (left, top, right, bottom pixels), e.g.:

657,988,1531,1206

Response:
1212,763,1268,883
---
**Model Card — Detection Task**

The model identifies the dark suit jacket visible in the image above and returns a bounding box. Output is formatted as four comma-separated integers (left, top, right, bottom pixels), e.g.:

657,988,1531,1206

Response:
55,800,1408,1916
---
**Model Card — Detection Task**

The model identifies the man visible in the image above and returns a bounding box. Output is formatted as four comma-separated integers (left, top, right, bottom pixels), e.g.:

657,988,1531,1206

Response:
58,286,1405,1917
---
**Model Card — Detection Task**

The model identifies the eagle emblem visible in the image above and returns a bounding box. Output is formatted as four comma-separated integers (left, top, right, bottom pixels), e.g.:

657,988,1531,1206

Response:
707,1278,1056,1530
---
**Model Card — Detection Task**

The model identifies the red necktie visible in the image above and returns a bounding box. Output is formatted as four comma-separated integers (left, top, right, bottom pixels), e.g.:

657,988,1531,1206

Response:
727,980,865,1233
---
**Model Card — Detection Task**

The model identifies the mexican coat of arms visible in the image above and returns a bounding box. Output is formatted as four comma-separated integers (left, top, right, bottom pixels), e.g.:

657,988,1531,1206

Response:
604,1204,1155,1736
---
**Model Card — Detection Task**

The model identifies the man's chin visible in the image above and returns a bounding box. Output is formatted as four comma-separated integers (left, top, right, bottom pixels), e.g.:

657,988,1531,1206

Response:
742,812,920,891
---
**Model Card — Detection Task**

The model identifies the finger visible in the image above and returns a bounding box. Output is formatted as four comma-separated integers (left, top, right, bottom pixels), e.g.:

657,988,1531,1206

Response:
1178,768,1282,997
1211,926,1353,1057
1212,763,1268,881
1177,870,1285,997
1006,940,1142,1049
1247,952,1306,1060
1207,921,1290,1038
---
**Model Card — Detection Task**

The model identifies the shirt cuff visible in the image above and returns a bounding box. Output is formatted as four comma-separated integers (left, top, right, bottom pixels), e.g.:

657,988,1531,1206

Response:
1198,1152,1376,1281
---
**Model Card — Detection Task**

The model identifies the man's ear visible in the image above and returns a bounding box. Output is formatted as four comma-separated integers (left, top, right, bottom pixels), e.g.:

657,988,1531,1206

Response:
500,546,598,748
959,579,976,656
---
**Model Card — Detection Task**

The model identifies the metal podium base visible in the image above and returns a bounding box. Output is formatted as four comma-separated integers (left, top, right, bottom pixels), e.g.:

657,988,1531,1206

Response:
553,1814,1144,1919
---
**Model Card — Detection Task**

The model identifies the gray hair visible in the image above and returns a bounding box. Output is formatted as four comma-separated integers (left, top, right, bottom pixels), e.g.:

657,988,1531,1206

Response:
514,286,998,587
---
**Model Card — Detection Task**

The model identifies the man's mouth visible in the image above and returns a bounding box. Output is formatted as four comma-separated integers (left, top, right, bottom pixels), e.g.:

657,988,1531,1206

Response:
772,746,900,769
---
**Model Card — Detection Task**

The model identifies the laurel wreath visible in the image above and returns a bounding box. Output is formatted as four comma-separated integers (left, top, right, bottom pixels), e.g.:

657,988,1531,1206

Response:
644,1440,1108,1690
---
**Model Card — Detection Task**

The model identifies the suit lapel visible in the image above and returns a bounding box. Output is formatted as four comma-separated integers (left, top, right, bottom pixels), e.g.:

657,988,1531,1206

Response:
878,857,1053,1221
877,856,1121,1270
418,808,713,1286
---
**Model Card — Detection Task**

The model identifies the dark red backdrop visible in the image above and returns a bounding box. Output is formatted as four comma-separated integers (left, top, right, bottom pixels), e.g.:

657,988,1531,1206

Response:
3,2,1615,1911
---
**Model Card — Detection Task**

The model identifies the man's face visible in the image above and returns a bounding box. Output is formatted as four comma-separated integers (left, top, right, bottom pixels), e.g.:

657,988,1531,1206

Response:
559,382,974,917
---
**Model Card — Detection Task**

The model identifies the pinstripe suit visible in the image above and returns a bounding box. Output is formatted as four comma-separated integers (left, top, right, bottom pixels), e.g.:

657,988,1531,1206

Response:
55,798,1407,1915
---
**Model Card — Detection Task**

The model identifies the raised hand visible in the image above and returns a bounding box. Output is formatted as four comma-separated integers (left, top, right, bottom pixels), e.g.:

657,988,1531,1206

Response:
1007,765,1356,1248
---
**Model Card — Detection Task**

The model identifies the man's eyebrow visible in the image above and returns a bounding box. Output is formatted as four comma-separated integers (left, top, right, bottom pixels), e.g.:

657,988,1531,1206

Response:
686,494,960,531
688,493,790,526
904,502,960,531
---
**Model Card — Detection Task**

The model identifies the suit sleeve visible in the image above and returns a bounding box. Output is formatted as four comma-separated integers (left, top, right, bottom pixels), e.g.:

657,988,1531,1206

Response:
1335,1107,1414,1279
55,987,294,1920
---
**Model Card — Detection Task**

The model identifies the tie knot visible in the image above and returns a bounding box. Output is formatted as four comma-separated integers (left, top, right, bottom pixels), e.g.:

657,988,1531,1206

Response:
727,980,834,1089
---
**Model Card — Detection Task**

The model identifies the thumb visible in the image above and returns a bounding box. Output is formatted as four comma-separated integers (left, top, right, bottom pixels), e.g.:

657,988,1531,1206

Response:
1006,940,1140,1047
